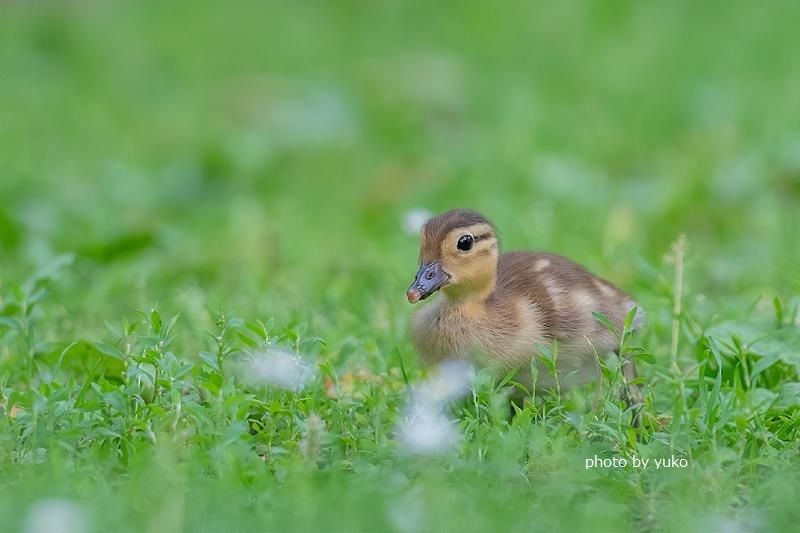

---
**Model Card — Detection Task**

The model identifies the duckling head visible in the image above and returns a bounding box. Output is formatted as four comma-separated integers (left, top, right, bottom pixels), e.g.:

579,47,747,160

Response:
407,209,498,303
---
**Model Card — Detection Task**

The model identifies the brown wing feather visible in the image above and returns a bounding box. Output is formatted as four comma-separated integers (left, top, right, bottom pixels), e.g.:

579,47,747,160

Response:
492,251,637,339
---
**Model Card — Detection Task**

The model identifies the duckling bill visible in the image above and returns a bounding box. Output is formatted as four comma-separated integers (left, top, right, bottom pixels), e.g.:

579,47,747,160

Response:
407,209,645,416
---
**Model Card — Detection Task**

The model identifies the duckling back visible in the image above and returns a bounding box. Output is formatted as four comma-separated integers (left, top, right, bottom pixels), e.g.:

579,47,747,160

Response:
488,251,643,385
494,251,644,342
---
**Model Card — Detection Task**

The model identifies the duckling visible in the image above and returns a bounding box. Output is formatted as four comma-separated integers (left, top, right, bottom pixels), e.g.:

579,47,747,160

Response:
407,209,644,416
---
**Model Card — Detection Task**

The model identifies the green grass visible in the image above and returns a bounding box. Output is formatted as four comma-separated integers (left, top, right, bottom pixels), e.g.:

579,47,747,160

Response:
1,0,800,531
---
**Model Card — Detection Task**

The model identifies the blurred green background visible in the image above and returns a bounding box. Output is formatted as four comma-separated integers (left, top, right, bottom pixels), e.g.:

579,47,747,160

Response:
1,0,799,531
2,0,798,322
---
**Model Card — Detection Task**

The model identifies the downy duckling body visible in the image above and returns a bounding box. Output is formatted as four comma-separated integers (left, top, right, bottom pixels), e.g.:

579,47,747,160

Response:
407,209,644,394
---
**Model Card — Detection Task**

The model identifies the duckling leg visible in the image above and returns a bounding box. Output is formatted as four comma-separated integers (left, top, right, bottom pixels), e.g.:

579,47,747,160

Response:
619,356,644,428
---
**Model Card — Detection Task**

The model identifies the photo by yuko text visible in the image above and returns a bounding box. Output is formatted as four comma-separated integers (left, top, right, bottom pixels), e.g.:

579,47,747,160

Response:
585,455,689,470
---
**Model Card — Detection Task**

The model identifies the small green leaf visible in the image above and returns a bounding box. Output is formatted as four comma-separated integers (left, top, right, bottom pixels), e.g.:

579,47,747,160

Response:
0,317,20,330
627,346,656,364
751,352,781,380
497,368,519,389
775,382,800,408
395,348,409,385
95,342,125,361
592,311,617,337
199,351,220,372
624,306,638,332
150,309,162,334
226,317,244,328
773,297,784,326
538,353,556,373
235,331,259,348
174,362,195,380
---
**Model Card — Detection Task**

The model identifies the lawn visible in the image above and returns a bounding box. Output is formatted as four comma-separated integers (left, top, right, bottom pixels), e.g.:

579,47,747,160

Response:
1,1,799,531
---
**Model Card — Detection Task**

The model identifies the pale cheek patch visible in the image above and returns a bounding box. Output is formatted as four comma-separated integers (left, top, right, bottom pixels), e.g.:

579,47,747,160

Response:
475,240,498,257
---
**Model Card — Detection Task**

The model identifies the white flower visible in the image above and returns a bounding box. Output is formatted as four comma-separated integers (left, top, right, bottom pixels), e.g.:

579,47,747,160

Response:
242,348,316,392
402,208,432,235
396,359,472,455
386,488,425,532
397,402,460,455
23,499,85,533
413,359,473,407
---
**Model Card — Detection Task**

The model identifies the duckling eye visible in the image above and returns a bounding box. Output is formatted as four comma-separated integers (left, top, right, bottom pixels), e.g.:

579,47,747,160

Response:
456,234,474,251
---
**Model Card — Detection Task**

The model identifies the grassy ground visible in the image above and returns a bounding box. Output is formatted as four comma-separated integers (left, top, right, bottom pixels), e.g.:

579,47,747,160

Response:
1,1,799,531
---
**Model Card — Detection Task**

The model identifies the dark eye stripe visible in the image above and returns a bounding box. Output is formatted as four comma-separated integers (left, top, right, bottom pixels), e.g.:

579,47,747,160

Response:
473,233,493,242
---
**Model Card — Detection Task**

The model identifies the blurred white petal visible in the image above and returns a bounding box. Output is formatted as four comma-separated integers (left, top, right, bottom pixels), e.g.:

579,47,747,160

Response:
386,488,424,532
396,359,472,455
242,349,316,392
705,513,753,533
402,208,432,235
413,359,473,407
23,499,85,533
397,403,460,455
300,414,326,463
